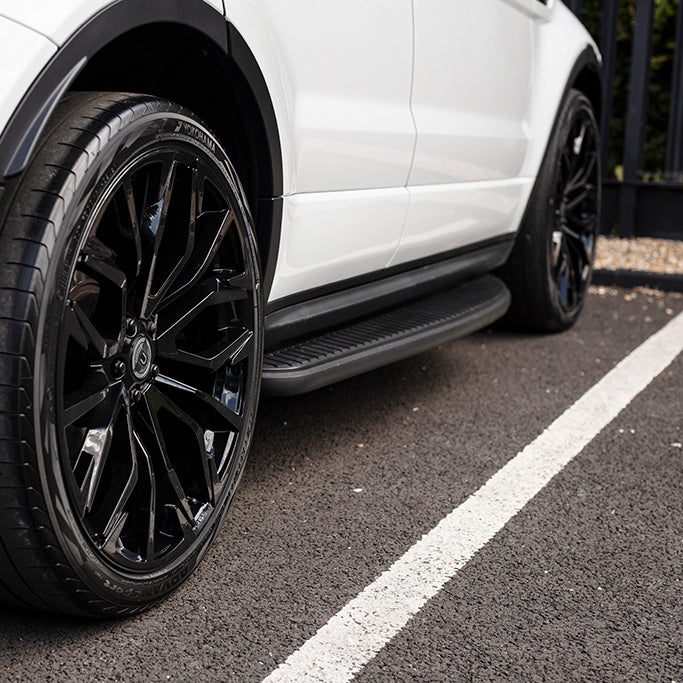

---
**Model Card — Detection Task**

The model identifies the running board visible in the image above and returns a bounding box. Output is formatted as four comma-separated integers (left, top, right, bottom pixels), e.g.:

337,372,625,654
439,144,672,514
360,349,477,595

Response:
261,274,510,396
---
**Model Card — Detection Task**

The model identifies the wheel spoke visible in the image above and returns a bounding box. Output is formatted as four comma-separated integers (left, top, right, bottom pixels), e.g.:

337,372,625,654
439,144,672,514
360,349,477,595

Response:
61,301,90,350
79,237,128,290
115,178,144,280
556,239,579,310
63,371,111,426
160,327,253,371
159,275,250,333
568,120,588,178
156,373,244,432
564,185,590,212
140,158,179,317
75,388,125,515
149,166,203,317
66,300,111,357
156,275,252,370
74,237,128,340
132,429,158,561
100,401,139,544
141,388,205,518
163,208,237,306
565,154,597,200
563,217,593,268
556,241,571,308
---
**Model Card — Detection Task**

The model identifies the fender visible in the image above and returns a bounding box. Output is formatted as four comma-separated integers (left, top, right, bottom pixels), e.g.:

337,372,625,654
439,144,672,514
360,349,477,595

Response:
524,43,602,183
0,0,283,200
520,1,602,180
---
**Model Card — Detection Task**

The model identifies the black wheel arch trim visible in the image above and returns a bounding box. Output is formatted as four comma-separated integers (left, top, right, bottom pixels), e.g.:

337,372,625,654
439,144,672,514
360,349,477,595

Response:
572,44,603,119
550,44,603,155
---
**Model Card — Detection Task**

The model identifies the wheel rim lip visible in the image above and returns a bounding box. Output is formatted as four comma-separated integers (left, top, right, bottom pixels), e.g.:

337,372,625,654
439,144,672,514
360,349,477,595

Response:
52,140,261,576
549,105,600,316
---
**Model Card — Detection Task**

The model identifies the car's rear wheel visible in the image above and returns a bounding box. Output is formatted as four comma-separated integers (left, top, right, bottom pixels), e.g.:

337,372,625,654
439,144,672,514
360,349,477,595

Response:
502,89,600,331
0,93,262,615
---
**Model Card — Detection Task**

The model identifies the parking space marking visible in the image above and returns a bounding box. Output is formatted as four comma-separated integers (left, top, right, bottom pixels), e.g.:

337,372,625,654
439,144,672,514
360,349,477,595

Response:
263,311,683,683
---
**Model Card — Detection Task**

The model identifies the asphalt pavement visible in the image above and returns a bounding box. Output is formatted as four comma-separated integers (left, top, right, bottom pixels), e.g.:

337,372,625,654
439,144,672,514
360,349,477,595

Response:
1,285,681,682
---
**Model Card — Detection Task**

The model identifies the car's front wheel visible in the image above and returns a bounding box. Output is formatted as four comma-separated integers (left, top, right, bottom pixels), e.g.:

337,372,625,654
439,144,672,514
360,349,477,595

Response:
0,93,262,616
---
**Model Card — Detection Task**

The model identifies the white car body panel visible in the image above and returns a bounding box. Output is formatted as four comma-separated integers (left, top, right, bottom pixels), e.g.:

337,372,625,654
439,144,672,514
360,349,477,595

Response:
226,0,415,195
390,0,534,267
408,0,533,186
0,0,225,45
389,0,599,270
226,0,416,302
0,0,599,305
0,15,56,139
272,189,409,302
387,179,532,269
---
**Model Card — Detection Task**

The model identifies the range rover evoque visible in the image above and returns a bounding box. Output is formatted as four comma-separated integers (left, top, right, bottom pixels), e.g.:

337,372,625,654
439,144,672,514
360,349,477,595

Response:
0,0,601,615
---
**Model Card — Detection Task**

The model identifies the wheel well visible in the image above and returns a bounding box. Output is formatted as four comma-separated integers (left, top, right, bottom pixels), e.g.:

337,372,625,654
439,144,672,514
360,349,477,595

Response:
70,22,278,281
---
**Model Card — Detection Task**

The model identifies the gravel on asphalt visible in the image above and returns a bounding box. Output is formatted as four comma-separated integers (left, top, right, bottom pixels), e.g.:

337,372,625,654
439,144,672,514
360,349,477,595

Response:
595,236,683,274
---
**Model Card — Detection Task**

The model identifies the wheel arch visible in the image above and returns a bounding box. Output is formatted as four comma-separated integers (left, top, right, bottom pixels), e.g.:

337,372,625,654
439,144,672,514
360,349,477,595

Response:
0,0,283,299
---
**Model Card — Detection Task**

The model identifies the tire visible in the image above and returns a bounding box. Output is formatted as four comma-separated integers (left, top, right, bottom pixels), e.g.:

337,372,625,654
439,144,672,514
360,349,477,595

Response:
0,93,263,616
502,89,601,332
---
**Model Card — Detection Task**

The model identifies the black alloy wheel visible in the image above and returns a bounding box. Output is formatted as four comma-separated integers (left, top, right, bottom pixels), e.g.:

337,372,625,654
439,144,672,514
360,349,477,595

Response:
501,89,601,332
0,93,263,615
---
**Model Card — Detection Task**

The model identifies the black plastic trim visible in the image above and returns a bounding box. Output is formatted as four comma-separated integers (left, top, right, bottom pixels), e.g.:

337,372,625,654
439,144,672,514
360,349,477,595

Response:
258,196,283,304
228,25,283,198
265,237,513,347
0,0,230,179
262,274,510,396
562,45,603,132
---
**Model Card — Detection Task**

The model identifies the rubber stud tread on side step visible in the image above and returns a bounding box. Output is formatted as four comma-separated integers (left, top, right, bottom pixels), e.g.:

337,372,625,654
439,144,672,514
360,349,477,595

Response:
261,274,510,396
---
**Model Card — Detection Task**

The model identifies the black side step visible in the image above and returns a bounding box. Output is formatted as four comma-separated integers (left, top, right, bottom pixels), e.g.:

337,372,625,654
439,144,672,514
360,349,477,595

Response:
261,274,510,396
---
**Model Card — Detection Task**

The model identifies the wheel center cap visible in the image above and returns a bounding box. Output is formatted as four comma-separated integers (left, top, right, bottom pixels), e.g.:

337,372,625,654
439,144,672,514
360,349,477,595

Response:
130,336,153,380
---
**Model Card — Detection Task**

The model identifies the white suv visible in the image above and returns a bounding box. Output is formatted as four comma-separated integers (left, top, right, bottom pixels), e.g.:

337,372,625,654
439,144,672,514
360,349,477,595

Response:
0,0,601,615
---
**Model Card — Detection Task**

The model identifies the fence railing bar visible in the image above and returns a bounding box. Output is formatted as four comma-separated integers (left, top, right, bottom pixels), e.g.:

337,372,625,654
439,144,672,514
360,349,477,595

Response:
665,1,683,180
619,0,655,237
599,0,621,173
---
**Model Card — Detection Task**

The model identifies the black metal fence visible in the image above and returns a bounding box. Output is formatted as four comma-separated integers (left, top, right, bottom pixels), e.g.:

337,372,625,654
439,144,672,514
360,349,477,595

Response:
566,0,683,240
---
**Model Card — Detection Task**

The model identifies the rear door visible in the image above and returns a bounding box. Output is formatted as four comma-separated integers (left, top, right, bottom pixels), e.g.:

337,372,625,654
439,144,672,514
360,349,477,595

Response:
390,0,535,267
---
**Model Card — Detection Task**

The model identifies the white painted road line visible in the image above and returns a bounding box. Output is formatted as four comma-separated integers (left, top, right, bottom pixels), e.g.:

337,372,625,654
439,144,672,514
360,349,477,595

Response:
263,311,683,683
